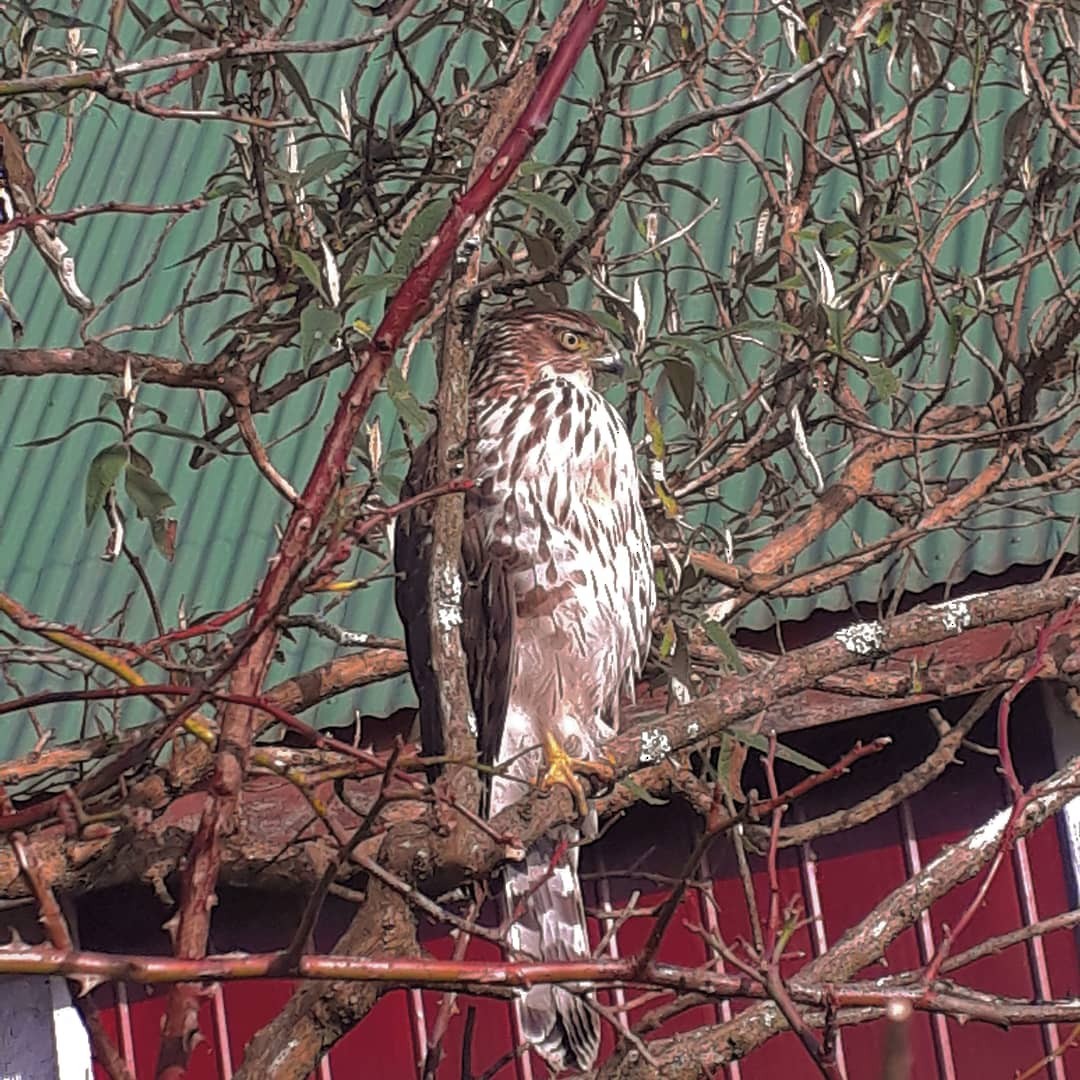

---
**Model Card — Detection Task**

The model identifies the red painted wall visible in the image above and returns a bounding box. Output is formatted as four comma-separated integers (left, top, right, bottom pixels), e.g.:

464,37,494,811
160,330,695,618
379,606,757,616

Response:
86,695,1080,1079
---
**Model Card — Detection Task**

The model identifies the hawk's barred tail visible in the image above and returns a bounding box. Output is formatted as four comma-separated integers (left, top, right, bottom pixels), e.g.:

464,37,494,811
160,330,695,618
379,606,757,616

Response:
505,831,600,1074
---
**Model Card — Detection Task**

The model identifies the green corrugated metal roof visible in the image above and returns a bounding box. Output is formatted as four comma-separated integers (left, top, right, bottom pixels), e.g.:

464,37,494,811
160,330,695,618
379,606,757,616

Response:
0,2,418,760
1,3,1076,761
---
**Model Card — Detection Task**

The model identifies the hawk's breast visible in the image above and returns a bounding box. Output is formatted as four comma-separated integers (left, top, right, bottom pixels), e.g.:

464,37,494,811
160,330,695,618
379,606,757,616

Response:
469,375,653,716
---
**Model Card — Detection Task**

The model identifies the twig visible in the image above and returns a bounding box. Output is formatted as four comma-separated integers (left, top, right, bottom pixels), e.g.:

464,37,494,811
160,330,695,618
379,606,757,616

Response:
280,743,404,971
924,604,1079,983
235,404,299,503
997,603,1079,801
747,738,841,1078
120,542,167,639
751,692,997,848
0,198,208,236
11,833,135,1080
423,899,481,1080
6,941,1080,1034
0,11,426,97
636,848,711,979
1015,1023,1080,1080
942,908,1080,974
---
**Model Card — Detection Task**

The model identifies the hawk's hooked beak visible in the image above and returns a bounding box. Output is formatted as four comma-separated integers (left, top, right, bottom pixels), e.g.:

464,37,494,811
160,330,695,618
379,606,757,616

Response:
591,348,625,377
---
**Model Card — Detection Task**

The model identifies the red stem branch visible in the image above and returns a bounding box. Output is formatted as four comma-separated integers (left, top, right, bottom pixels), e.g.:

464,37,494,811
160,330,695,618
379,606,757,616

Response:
158,4,608,1070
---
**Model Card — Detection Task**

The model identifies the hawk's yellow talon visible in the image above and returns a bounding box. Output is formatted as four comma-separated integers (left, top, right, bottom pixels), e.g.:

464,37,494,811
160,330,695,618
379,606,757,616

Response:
538,732,616,816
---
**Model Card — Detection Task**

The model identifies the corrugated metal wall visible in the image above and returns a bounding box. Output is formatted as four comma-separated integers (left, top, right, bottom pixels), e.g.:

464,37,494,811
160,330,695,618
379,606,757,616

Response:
1,2,1075,756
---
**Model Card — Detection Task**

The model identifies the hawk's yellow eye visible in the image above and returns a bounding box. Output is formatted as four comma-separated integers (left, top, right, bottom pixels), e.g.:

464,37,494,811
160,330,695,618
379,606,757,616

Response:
558,330,583,350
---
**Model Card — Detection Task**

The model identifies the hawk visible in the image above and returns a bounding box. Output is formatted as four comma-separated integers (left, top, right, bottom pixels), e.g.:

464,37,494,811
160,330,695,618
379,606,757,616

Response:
395,308,654,1072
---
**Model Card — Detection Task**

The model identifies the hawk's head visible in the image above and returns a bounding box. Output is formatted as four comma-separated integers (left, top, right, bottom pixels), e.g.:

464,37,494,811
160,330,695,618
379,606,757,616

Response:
470,308,624,396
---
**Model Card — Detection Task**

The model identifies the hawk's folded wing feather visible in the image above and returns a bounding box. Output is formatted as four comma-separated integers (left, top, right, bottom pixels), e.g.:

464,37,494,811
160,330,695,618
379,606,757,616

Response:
394,436,515,770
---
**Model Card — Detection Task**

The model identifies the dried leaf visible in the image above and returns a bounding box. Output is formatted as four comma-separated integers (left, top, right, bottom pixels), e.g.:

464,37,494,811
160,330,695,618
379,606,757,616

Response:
124,466,175,521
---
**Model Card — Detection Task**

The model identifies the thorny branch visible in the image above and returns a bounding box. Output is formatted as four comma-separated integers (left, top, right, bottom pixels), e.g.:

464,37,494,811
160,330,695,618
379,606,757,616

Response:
159,1,612,1074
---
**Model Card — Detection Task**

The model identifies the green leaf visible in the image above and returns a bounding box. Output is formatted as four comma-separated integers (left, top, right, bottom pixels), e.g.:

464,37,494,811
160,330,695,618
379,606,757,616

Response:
642,393,679,518
886,300,912,342
945,303,974,364
866,362,900,399
773,273,806,290
190,55,209,109
731,729,827,773
132,424,234,460
33,10,105,29
821,220,853,242
132,10,194,53
132,401,168,423
300,304,342,367
713,731,748,803
720,318,801,338
523,234,557,271
582,309,624,339
346,271,405,301
664,357,696,415
704,620,745,673
386,366,429,430
286,248,324,296
299,150,353,186
659,334,708,361
875,13,893,46
206,179,248,200
509,189,579,238
391,198,451,277
273,53,317,118
867,239,913,268
19,416,122,448
124,466,175,521
659,620,676,659
826,304,848,346
85,444,128,525
618,775,669,806
739,250,779,286
997,203,1025,232
127,447,153,475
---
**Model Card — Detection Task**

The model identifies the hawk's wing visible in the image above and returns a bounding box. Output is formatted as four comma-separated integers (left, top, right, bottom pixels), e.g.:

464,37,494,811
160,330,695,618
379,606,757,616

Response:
394,433,513,767
462,510,516,768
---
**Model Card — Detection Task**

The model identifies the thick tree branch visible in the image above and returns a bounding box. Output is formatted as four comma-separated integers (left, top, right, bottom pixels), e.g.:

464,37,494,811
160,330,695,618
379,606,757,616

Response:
0,343,242,392
1,572,1077,904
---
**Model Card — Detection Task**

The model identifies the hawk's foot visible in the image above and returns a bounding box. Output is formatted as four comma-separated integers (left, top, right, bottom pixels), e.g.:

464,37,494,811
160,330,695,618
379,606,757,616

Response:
537,731,616,816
